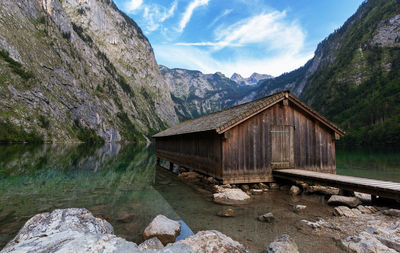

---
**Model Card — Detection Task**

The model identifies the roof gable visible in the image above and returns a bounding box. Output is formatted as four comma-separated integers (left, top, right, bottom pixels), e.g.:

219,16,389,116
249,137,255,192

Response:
153,91,345,138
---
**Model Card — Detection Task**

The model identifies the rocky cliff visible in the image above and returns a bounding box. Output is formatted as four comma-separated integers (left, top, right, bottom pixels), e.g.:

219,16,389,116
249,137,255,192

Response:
160,65,254,121
253,0,400,145
0,0,177,143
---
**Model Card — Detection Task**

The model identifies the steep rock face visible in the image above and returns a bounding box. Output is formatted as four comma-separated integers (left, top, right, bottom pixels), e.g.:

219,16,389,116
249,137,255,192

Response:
0,0,177,143
160,65,254,121
253,0,400,145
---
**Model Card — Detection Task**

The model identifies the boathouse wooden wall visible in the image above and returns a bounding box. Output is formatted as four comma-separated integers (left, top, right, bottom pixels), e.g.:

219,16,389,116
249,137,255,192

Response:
221,100,336,184
155,131,223,179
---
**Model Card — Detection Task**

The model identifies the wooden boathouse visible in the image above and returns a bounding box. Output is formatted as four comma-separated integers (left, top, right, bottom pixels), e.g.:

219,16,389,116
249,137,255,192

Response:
153,91,345,184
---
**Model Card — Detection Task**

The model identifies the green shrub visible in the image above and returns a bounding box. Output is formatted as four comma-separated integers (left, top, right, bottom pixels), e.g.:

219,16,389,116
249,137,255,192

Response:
38,115,50,129
74,120,104,144
0,49,34,80
0,121,43,143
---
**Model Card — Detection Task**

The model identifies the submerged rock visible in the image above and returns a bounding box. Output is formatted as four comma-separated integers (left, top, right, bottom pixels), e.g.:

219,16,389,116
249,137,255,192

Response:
328,195,361,208
213,189,250,205
143,214,181,245
217,208,235,217
266,234,299,253
175,230,250,253
138,237,164,251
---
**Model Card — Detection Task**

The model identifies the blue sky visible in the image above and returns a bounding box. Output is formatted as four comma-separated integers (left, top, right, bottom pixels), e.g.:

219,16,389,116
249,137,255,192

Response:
114,0,364,77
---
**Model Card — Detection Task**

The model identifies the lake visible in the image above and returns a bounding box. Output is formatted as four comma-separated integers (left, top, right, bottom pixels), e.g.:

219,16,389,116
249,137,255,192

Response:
0,144,399,252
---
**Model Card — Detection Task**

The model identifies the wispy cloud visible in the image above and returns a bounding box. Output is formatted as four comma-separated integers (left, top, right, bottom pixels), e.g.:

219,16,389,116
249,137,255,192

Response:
178,0,209,32
207,9,233,29
179,11,305,53
124,0,143,13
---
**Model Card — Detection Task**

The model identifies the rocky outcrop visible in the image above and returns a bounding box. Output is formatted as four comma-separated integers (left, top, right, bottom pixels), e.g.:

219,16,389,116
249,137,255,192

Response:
328,195,361,208
266,234,299,253
143,215,181,245
213,188,251,205
0,0,177,143
175,230,250,253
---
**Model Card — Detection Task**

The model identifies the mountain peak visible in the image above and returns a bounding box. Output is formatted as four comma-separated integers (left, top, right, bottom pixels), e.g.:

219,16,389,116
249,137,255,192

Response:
230,72,272,86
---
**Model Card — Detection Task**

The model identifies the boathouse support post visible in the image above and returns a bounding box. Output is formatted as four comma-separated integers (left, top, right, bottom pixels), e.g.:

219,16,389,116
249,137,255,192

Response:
156,157,160,166
169,161,173,171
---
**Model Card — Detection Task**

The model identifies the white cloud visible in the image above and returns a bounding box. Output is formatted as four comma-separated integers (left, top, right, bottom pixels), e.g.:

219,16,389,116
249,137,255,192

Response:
207,9,233,29
178,0,209,32
124,0,143,13
138,0,178,33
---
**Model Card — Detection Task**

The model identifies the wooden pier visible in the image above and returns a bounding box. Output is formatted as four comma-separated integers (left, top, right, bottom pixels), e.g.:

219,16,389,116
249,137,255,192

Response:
273,169,400,200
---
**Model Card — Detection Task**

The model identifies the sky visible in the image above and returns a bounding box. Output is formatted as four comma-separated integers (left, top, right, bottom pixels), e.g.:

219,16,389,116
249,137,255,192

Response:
114,0,364,78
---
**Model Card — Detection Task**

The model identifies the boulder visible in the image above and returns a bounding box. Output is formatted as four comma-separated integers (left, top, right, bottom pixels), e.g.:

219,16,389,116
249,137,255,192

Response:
306,185,340,195
258,212,275,223
217,208,235,217
266,234,299,253
328,195,361,208
294,205,307,213
0,208,141,253
382,209,400,217
175,230,250,253
289,185,301,196
259,183,269,190
143,214,181,245
138,237,164,251
213,189,250,205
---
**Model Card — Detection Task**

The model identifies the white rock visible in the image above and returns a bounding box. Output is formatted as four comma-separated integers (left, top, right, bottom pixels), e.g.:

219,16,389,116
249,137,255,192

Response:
0,208,140,253
328,195,361,208
266,234,299,253
294,205,307,213
250,189,263,195
143,215,181,245
175,230,250,253
213,189,250,205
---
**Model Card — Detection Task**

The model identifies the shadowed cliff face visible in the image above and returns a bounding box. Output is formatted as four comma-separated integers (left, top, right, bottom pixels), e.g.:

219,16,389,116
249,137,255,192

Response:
0,0,178,143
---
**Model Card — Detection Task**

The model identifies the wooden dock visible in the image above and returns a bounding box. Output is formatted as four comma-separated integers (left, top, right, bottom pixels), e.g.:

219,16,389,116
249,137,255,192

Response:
273,169,400,200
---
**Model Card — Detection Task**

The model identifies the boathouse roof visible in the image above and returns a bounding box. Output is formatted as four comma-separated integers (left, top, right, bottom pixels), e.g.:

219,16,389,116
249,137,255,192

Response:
153,90,345,138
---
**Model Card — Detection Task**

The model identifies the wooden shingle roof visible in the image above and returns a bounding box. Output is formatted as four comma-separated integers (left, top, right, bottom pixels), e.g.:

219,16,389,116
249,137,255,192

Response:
153,91,345,138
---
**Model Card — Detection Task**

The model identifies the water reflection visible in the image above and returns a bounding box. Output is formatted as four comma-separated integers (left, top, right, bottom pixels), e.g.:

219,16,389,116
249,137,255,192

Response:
0,143,178,248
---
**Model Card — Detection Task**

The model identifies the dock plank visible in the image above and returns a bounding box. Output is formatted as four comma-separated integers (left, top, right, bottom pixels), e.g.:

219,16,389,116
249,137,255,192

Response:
273,169,400,200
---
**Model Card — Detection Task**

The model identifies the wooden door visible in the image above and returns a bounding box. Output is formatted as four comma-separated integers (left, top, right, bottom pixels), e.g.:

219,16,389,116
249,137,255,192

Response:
270,125,294,169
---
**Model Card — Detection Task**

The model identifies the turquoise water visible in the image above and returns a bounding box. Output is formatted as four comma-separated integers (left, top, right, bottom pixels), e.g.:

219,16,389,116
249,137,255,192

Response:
1,144,399,252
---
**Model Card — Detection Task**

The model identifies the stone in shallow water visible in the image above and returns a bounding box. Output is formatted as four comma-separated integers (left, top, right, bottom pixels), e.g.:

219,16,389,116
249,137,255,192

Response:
306,185,340,195
294,205,307,213
143,214,181,245
174,230,250,253
217,208,235,217
266,234,299,253
327,195,361,208
258,212,275,223
250,189,263,195
213,189,250,205
289,185,301,196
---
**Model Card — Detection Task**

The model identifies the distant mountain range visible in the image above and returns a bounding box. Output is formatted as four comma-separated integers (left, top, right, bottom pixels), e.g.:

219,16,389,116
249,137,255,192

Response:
230,72,273,86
